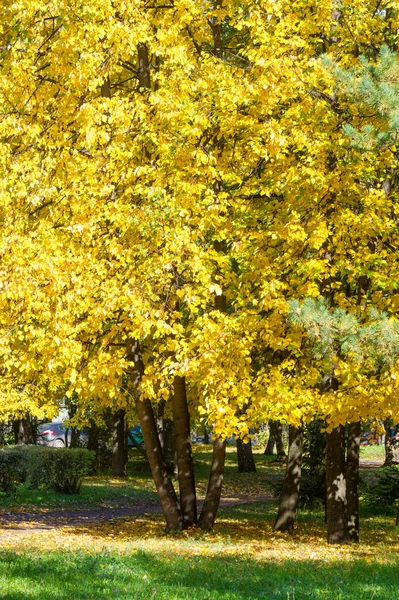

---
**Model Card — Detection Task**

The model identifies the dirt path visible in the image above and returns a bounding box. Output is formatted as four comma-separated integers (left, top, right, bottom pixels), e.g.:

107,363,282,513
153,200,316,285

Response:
359,458,384,469
0,494,273,534
0,458,384,535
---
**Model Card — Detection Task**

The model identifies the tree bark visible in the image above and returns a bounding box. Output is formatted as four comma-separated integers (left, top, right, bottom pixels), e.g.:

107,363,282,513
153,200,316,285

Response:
172,375,197,526
274,425,304,533
156,400,166,450
127,338,183,531
67,402,80,448
264,421,276,455
203,427,210,445
326,425,348,544
13,416,36,445
236,436,256,472
346,421,360,542
269,421,286,461
87,421,101,469
384,418,394,466
163,418,175,475
112,409,127,477
198,437,226,530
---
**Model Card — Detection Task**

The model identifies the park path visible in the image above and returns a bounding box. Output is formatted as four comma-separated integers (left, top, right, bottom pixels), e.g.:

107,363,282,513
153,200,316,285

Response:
0,494,273,535
0,457,384,537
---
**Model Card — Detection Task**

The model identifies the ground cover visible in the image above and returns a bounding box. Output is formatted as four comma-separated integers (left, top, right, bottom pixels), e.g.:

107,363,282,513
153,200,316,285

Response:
359,445,385,462
0,446,397,600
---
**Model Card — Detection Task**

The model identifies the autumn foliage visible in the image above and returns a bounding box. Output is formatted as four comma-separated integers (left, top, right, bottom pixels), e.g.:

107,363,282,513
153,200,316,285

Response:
0,1,398,533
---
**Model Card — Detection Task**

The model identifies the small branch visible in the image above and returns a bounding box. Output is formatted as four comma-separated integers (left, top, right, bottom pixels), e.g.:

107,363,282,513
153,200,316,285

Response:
307,90,344,114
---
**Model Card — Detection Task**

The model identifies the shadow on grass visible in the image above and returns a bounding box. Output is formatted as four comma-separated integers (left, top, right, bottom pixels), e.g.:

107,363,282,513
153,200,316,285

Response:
0,547,397,600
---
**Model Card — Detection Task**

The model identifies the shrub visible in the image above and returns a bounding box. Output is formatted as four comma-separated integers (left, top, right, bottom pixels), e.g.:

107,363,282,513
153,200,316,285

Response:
0,455,17,495
0,445,95,495
363,466,399,507
51,448,95,494
0,446,31,494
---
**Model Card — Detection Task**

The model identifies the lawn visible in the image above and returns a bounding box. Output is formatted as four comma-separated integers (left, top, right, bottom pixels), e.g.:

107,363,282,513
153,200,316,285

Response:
359,444,385,462
0,446,398,600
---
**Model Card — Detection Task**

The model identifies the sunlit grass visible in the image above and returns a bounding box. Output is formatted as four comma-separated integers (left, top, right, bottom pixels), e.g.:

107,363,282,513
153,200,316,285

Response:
0,446,278,511
360,444,385,462
1,446,399,599
1,501,398,599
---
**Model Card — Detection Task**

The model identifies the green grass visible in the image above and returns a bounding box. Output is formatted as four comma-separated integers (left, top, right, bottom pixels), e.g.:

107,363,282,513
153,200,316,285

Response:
0,541,398,599
0,451,158,510
0,447,278,511
360,444,385,461
1,447,399,599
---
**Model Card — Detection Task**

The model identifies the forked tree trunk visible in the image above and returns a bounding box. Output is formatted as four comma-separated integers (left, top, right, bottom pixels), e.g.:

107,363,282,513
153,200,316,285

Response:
236,436,256,473
127,337,183,531
326,425,348,544
137,396,183,530
172,375,197,527
198,437,226,530
112,409,127,477
346,421,360,542
274,425,304,533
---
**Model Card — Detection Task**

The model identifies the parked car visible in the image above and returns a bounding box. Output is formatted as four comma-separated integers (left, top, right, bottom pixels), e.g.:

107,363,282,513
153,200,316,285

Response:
37,422,88,447
127,425,144,450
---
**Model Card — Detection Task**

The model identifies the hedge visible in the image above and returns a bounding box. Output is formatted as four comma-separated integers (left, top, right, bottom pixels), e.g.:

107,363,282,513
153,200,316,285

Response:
0,445,95,495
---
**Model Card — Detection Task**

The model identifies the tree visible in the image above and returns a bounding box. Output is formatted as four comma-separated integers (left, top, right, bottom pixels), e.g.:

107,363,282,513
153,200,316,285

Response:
1,0,399,535
275,425,304,533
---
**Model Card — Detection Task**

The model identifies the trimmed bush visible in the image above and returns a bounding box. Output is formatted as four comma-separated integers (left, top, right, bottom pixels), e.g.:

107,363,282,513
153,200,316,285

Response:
0,445,95,495
0,456,17,495
0,446,31,494
51,448,95,494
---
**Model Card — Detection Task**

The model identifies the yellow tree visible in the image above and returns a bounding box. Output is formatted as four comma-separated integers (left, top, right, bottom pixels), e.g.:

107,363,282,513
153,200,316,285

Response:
1,0,399,535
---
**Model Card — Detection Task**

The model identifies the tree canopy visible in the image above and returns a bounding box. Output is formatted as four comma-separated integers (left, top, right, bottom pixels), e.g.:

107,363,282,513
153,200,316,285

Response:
0,0,398,434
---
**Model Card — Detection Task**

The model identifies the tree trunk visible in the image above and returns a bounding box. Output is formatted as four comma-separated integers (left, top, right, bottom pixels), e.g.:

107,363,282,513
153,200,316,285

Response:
163,418,175,476
326,425,348,544
137,395,183,530
203,427,210,445
112,409,127,477
264,422,276,455
269,421,286,461
87,421,101,469
346,421,360,542
384,418,394,466
156,400,166,450
65,401,80,448
236,436,256,472
390,427,399,464
274,425,304,533
198,16,229,522
172,375,197,527
127,338,183,531
198,437,226,530
13,416,36,445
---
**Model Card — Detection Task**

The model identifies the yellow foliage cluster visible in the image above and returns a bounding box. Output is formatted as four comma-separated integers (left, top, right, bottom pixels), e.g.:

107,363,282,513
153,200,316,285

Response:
0,1,398,429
